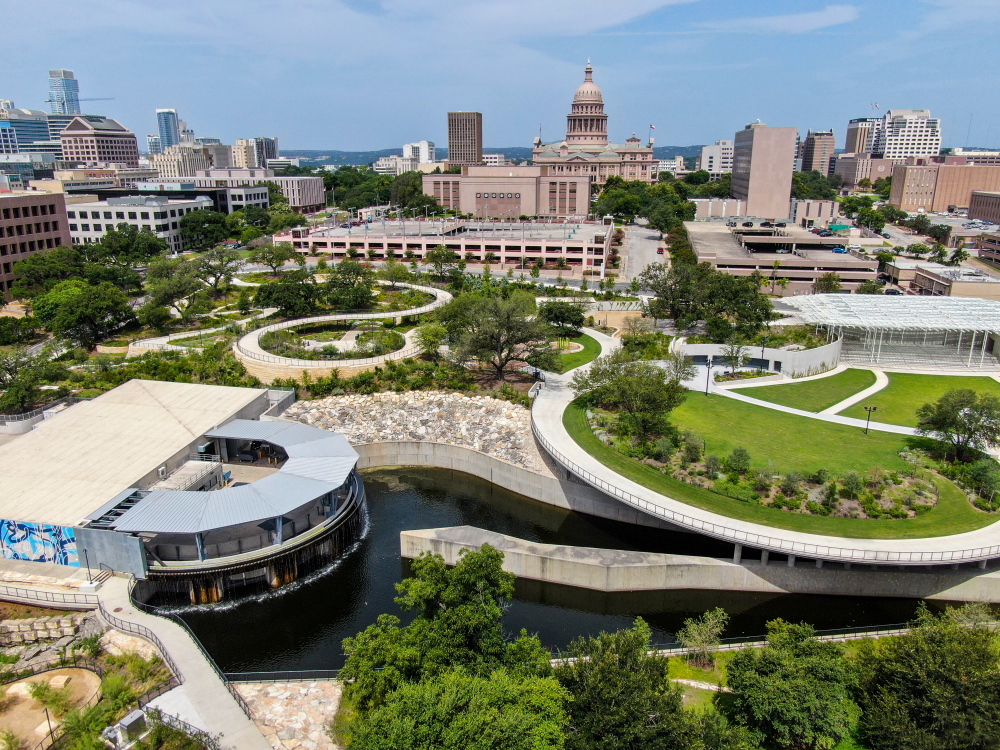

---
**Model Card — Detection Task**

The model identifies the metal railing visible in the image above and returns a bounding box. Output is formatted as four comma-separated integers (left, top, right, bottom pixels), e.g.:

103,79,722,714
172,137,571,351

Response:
227,668,343,683
0,396,87,424
124,582,254,719
234,281,449,368
97,600,184,683
0,583,98,607
530,406,1000,565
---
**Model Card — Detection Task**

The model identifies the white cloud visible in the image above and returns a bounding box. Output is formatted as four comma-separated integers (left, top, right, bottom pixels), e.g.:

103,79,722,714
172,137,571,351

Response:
694,4,860,34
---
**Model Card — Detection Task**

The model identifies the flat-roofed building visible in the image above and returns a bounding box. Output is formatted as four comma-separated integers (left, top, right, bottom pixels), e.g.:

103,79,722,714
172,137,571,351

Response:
731,121,797,220
66,194,213,254
833,153,896,189
844,117,881,154
422,165,591,219
686,220,877,295
801,130,836,175
275,217,612,274
83,183,268,215
0,190,68,300
970,191,1000,224
447,112,483,166
889,163,1000,212
696,140,733,177
885,257,1000,299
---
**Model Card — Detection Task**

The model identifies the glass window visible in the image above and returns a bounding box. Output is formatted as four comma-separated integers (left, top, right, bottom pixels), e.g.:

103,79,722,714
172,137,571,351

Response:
69,224,77,231
140,212,149,220
170,210,176,217
128,212,137,220
93,224,101,231
81,224,89,231
67,211,76,219
103,212,112,219
116,212,125,219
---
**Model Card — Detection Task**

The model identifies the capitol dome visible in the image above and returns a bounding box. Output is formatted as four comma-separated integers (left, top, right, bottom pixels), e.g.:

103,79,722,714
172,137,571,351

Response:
573,63,603,103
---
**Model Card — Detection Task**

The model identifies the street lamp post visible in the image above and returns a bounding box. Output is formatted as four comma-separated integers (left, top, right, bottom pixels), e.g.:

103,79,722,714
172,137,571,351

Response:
705,356,713,395
863,405,878,435
759,336,770,372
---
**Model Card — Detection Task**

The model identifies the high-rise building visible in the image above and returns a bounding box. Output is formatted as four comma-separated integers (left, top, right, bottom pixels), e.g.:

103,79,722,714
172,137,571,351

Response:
232,137,278,169
0,100,14,112
146,134,162,155
59,116,139,166
0,122,17,155
151,144,211,178
801,130,836,175
731,121,797,220
194,137,222,146
844,117,880,154
48,70,80,115
0,109,50,147
404,140,436,163
251,137,279,168
869,110,941,159
447,112,483,166
156,109,181,151
0,190,69,299
888,163,1000,212
202,143,232,169
696,140,734,176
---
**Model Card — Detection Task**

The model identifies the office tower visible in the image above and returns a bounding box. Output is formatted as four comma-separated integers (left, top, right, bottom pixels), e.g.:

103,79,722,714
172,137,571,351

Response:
195,137,222,146
59,116,139,166
0,109,50,147
48,70,81,115
731,121,797,219
447,112,483,165
844,117,880,154
0,101,14,112
251,137,279,168
869,110,941,159
156,109,181,151
801,130,836,175
0,123,17,155
202,143,232,168
696,140,734,175
147,134,162,155
404,140,436,163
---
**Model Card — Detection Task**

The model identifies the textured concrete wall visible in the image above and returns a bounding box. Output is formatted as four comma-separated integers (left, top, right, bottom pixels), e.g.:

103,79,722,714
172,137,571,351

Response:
354,440,678,530
233,349,384,384
401,526,1000,603
682,338,842,377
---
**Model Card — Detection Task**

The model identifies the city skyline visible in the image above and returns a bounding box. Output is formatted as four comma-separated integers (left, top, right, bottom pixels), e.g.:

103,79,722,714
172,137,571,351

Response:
4,0,1000,152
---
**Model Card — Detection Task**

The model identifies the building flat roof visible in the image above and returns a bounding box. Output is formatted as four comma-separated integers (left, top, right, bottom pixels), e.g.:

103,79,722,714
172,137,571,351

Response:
0,380,265,527
290,220,602,244
783,294,1000,331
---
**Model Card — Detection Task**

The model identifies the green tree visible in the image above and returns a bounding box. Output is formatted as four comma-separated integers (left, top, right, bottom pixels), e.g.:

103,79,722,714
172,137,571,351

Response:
146,257,204,320
48,282,136,349
452,292,550,382
722,339,750,375
32,279,89,328
684,169,711,185
325,260,377,310
857,177,873,190
907,242,930,258
857,207,887,234
179,209,230,250
855,603,1000,750
571,349,687,443
194,247,242,296
88,223,167,267
676,608,730,668
726,620,855,750
377,257,412,290
240,226,264,245
813,272,842,294
350,668,569,750
856,279,885,294
926,224,952,244
906,213,932,235
929,242,948,263
950,246,970,265
250,243,299,276
538,300,585,337
662,351,697,385
555,619,695,750
340,545,551,711
254,269,321,317
0,316,37,346
10,246,86,300
414,322,447,358
916,388,1000,461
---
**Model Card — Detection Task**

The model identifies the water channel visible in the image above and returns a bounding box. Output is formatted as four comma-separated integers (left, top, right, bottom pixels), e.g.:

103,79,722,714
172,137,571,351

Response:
179,468,939,673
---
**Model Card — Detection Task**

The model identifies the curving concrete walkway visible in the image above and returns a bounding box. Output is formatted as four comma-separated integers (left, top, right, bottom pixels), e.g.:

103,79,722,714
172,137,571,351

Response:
127,308,278,356
97,577,271,749
530,331,1000,565
821,368,889,415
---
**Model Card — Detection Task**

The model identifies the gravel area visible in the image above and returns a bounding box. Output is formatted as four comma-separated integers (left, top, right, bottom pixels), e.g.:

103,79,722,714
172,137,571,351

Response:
286,391,552,474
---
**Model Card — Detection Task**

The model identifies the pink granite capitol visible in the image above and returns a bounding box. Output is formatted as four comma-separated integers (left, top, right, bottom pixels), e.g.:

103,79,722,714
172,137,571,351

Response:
532,62,657,185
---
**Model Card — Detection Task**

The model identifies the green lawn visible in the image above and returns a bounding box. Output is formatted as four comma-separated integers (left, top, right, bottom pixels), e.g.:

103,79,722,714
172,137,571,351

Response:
551,334,602,374
563,398,994,538
734,368,877,412
838,373,1000,427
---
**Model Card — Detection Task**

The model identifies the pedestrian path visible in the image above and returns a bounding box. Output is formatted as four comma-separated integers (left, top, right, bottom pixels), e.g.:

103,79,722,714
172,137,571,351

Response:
97,577,272,749
821,368,888,414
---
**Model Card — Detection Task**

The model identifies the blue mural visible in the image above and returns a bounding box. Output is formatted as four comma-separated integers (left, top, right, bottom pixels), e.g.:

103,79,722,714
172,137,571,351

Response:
0,520,79,567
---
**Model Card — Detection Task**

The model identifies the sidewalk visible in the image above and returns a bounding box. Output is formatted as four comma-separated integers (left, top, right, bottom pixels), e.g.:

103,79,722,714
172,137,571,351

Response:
97,578,272,749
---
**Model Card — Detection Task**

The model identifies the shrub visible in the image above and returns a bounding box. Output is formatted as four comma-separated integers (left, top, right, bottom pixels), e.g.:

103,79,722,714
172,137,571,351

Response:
780,472,803,497
841,471,865,499
683,433,702,463
704,455,723,479
726,447,751,475
753,470,772,493
810,468,830,485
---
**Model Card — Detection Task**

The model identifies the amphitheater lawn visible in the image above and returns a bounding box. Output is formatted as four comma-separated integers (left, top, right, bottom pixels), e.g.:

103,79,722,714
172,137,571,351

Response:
564,399,993,538
733,368,877,412
551,334,602,374
838,373,1000,427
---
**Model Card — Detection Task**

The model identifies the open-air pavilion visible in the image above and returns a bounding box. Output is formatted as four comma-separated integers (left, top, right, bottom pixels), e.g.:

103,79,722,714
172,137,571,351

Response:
783,295,1000,371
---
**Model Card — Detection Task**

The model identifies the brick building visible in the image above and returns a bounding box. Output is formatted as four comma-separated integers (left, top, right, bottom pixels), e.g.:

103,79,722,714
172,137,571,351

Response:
0,191,68,300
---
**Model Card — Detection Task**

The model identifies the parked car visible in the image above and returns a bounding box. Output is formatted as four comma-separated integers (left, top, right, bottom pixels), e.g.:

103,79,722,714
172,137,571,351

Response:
760,221,773,227
885,288,904,295
833,246,848,253
656,248,664,254
880,232,891,238
776,222,786,227
726,220,737,227
742,221,754,227
847,244,863,251
818,230,833,237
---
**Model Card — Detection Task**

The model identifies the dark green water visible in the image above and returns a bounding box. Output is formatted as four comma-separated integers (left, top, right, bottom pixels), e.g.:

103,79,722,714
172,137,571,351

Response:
178,468,931,672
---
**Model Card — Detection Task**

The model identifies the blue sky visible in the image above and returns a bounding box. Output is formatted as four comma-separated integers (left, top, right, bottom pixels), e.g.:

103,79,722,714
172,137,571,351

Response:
5,0,999,151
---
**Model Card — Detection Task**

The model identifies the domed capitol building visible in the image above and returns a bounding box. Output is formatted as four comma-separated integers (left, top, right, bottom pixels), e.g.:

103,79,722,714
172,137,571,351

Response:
532,62,657,185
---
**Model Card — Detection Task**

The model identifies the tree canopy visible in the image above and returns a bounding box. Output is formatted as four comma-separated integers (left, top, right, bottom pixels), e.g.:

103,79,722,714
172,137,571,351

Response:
916,388,1000,461
179,209,230,250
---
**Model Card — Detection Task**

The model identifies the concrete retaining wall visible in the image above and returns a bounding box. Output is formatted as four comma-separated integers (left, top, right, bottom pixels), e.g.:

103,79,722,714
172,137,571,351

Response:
401,526,1000,603
354,441,676,530
682,338,842,378
233,350,384,383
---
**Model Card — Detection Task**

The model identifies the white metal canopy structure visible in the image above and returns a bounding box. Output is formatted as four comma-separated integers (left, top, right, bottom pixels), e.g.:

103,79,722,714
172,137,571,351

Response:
782,295,1000,369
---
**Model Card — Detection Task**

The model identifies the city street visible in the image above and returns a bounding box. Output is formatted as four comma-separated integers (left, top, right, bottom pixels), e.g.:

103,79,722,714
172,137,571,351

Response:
623,222,666,280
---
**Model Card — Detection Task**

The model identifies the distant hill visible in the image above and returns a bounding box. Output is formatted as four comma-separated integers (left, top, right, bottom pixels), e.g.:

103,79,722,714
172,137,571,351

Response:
282,145,705,166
